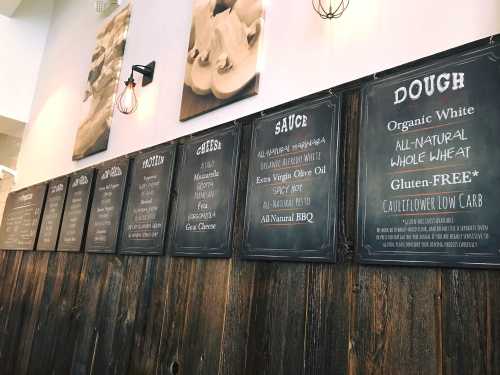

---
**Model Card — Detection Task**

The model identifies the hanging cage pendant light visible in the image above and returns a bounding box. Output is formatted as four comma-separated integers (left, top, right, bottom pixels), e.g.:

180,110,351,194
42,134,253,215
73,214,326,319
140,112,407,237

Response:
312,0,350,20
117,74,138,114
116,61,155,115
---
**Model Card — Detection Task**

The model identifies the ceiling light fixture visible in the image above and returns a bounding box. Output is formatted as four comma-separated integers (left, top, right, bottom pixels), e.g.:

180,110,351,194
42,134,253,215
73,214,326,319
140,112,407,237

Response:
312,0,350,20
117,61,156,115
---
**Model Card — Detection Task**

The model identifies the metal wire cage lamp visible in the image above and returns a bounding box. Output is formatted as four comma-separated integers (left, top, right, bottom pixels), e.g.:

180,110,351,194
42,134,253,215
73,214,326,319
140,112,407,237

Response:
312,0,350,20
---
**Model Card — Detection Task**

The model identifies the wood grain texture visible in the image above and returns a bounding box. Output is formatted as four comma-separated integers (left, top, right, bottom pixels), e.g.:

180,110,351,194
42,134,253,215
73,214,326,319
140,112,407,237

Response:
245,262,308,375
442,269,488,375
69,255,109,375
109,256,147,374
178,259,231,375
304,262,351,374
487,270,500,374
28,252,85,374
156,257,193,375
89,256,126,375
4,252,49,375
0,251,23,347
128,256,171,374
350,267,441,375
0,89,498,375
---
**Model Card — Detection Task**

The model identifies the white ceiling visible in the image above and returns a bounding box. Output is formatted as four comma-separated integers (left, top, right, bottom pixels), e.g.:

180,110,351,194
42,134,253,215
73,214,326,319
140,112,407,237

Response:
0,0,24,17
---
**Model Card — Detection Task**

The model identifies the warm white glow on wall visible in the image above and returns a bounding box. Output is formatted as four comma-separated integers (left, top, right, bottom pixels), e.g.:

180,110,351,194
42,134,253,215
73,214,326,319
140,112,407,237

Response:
32,88,69,132
13,0,500,189
135,82,159,123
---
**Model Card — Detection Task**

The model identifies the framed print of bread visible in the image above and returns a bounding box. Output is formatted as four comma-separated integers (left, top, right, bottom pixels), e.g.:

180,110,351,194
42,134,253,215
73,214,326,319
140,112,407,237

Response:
73,5,131,160
180,0,265,121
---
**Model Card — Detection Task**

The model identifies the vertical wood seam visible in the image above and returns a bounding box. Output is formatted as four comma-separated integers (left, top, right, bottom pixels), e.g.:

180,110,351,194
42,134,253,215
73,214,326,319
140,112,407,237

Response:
242,262,256,375
438,269,445,375
486,271,491,375
301,265,310,375
217,258,234,375
154,257,172,375
346,263,355,375
436,269,443,375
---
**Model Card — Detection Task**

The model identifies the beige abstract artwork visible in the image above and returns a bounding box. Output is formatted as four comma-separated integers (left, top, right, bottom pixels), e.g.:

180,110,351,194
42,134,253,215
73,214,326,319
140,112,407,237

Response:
73,5,131,160
180,0,265,121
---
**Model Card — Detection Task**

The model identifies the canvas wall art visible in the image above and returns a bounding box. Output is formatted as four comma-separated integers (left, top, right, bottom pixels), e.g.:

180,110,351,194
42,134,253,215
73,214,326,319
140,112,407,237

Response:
73,5,131,160
180,0,265,121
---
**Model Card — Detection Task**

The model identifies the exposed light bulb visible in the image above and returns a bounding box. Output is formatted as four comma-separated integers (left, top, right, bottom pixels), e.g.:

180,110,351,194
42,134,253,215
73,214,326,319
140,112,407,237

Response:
117,76,138,114
116,62,155,115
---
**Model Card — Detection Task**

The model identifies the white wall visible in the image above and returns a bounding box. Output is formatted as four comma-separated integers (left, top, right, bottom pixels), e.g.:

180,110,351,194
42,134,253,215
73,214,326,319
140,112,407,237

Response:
15,0,500,188
0,175,15,225
0,134,21,225
0,0,53,123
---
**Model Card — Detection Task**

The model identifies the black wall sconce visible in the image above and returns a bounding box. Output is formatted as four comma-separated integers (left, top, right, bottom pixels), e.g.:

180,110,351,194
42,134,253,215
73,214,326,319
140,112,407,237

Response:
117,61,156,115
312,0,349,20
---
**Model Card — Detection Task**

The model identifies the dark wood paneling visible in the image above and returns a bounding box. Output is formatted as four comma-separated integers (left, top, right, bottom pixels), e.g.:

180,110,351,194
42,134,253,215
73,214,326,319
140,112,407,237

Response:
128,256,171,374
350,267,441,375
178,259,230,375
0,89,498,375
488,271,500,373
156,257,193,374
0,252,49,375
442,269,488,375
304,262,351,374
28,252,85,374
244,262,308,375
109,256,146,374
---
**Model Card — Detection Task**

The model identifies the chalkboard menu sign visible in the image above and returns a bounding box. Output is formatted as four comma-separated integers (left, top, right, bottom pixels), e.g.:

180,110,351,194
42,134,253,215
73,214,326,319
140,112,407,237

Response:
85,158,129,253
0,184,47,251
242,96,341,261
37,177,68,251
170,125,240,257
358,43,500,268
118,144,176,255
58,169,95,252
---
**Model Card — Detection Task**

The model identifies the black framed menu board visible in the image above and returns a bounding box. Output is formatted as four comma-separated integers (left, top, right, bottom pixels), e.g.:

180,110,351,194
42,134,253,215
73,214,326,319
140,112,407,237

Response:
242,96,341,261
118,144,176,255
85,158,129,253
37,177,68,251
58,169,95,252
358,43,500,268
0,183,47,251
170,125,240,257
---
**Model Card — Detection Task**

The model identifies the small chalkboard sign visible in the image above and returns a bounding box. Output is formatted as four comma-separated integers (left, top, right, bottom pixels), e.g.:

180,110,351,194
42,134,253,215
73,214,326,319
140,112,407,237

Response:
57,169,95,252
242,96,341,262
85,158,129,253
37,177,69,251
170,124,240,257
358,42,500,268
0,183,47,251
118,144,176,255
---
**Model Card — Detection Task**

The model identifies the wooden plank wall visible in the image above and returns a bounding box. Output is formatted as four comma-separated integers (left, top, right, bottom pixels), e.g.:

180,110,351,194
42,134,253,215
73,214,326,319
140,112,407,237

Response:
0,90,498,375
